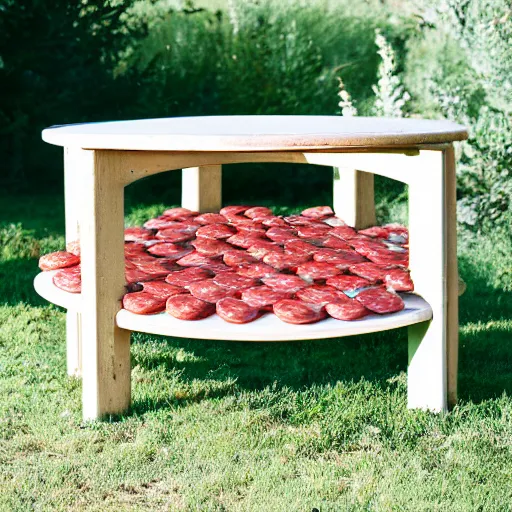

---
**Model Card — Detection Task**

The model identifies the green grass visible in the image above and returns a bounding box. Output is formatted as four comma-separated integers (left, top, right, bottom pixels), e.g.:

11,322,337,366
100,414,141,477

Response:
1,191,511,511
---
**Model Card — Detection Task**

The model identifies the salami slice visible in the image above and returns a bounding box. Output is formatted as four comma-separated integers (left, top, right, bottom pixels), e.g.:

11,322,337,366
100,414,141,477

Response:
131,259,171,278
66,240,80,257
383,268,414,292
194,213,227,225
284,215,321,226
262,274,309,293
195,224,236,240
358,226,389,239
122,292,167,315
143,216,177,230
301,206,334,219
323,217,346,227
213,272,259,291
124,227,154,242
295,285,347,306
52,265,81,293
216,298,261,324
246,240,281,260
223,250,257,267
263,251,310,271
355,287,405,314
219,205,250,216
313,249,367,268
188,279,237,303
190,238,231,257
241,286,293,310
166,295,215,320
235,224,267,236
329,225,357,240
165,267,213,287
235,262,278,279
284,240,319,256
325,300,370,320
227,233,266,249
155,228,195,243
244,206,273,219
147,243,194,259
326,274,373,292
261,216,288,228
273,299,327,324
125,267,151,284
141,280,188,299
176,251,220,267
297,261,342,281
365,248,408,267
265,227,298,244
162,207,199,219
124,242,147,257
321,236,352,250
348,262,390,284
296,225,331,239
39,251,80,271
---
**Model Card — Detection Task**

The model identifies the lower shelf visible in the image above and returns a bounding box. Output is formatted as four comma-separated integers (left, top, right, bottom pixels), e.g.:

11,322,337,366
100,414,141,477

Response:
34,271,433,342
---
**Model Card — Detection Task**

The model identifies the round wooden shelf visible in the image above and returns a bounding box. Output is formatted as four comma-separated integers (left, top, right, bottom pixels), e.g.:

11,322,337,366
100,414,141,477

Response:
34,271,433,342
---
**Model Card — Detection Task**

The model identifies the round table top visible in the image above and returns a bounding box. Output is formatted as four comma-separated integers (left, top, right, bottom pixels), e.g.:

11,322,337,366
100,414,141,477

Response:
42,115,467,152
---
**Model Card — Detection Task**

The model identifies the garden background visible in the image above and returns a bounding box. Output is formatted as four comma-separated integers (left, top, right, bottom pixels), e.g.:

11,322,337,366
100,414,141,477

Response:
0,0,511,509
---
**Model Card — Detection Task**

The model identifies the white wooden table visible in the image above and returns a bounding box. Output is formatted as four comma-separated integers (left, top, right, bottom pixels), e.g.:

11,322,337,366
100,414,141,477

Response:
37,115,467,420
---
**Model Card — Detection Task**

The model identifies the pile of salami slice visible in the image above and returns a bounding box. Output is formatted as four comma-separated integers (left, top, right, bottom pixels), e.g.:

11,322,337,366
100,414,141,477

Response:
38,205,414,324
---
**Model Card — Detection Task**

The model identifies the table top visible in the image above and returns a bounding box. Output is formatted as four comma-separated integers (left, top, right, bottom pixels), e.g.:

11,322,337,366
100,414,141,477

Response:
42,116,467,152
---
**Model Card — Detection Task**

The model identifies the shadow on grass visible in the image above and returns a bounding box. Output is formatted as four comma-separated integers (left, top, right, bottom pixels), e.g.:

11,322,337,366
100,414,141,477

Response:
0,258,48,308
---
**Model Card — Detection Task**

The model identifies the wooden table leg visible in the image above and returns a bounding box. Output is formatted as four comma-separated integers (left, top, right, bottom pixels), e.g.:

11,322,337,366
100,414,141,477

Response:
333,167,376,229
407,146,458,411
79,150,131,420
182,165,222,212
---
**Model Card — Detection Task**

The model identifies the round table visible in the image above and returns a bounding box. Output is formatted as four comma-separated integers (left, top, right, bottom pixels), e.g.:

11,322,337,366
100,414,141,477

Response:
36,115,467,420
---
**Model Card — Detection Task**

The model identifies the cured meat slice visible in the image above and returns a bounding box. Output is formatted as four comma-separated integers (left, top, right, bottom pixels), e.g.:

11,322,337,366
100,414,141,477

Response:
262,274,309,293
296,225,331,239
190,238,231,257
295,285,347,306
358,226,389,239
195,224,236,240
141,280,188,299
261,216,288,228
52,265,81,293
162,207,198,219
365,248,408,267
166,295,215,320
165,267,213,287
216,298,261,324
235,225,267,236
227,233,266,249
39,251,80,271
188,279,237,303
200,262,233,274
273,299,327,324
265,227,298,244
66,240,80,257
329,225,357,240
321,236,352,250
125,267,151,284
301,206,334,219
143,216,176,230
213,272,259,291
155,228,195,243
147,243,194,259
223,250,257,267
123,292,167,315
219,205,250,216
326,274,373,292
235,262,278,279
263,251,310,271
297,261,342,280
348,262,390,284
323,217,346,227
124,242,147,256
325,300,370,320
131,259,171,278
124,227,154,242
383,268,414,292
244,206,273,219
313,249,367,268
284,215,321,226
176,251,220,267
284,240,319,256
246,240,280,260
355,287,405,314
241,286,293,310
194,213,227,225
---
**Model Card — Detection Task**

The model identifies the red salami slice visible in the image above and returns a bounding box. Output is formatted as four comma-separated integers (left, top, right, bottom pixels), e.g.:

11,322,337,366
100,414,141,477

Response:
313,249,367,268
141,280,188,299
284,215,321,226
262,274,309,293
325,300,370,320
195,224,236,240
143,216,177,230
297,261,342,281
321,236,352,250
52,265,81,293
355,287,405,314
216,298,261,324
261,216,288,228
147,243,194,259
194,213,227,225
235,224,267,236
176,251,220,267
323,217,347,227
383,268,414,292
227,233,266,249
365,248,408,267
131,259,170,278
263,251,310,271
162,207,198,219
326,274,372,292
166,295,215,320
235,262,278,279
156,228,195,243
125,267,151,284
296,225,331,239
273,299,327,324
348,262,390,284
246,240,281,260
241,286,293,310
219,205,250,216
284,240,319,256
329,225,357,240
190,238,231,257
358,226,389,239
124,227,154,242
124,242,147,257
123,292,167,315
213,272,259,291
165,267,213,287
265,227,298,244
223,250,257,267
295,285,347,306
39,251,80,271
188,279,237,303
301,206,334,219
244,206,273,218
66,240,80,256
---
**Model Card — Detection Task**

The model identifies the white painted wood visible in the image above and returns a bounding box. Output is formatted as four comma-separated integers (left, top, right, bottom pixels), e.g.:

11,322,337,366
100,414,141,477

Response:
333,168,376,229
79,151,131,421
181,165,222,212
42,116,467,151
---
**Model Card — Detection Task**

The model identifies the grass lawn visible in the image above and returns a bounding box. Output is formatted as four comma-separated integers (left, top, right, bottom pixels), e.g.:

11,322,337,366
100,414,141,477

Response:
0,189,511,511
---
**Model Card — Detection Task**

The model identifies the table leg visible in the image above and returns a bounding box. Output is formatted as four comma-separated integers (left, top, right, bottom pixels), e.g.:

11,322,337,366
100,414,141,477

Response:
79,150,131,420
333,167,376,229
407,146,458,411
182,165,222,212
